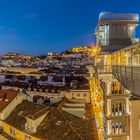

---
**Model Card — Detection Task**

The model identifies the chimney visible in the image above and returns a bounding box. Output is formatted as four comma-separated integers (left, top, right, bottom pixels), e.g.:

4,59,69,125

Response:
4,93,8,101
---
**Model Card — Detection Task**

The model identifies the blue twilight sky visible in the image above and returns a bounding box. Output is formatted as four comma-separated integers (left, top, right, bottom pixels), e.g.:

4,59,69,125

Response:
0,0,140,55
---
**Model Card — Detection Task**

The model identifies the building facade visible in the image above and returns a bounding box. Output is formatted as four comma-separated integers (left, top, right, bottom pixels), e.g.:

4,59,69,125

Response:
93,12,140,140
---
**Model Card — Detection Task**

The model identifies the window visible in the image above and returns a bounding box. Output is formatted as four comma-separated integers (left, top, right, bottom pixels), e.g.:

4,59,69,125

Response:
25,134,31,140
84,93,86,97
130,26,136,38
9,127,15,136
77,93,80,97
98,25,109,46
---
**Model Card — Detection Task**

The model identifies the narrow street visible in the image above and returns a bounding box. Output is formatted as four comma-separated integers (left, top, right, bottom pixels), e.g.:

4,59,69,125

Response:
89,78,105,140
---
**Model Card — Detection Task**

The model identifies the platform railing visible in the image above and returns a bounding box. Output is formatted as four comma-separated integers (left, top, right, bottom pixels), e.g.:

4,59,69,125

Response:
112,65,140,81
95,65,140,81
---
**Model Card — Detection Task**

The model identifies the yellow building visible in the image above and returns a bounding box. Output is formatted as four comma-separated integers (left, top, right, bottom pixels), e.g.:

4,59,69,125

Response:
0,100,93,140
0,121,40,140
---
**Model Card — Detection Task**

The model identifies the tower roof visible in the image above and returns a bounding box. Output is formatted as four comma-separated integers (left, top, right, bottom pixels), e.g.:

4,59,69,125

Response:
99,12,139,21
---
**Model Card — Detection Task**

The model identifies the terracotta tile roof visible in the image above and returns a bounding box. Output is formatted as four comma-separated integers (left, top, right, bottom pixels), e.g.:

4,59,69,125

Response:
52,76,63,82
39,76,48,81
36,107,93,140
65,76,88,84
5,100,93,140
5,100,49,130
5,75,15,79
70,85,90,90
29,85,67,92
0,89,19,112
16,75,27,81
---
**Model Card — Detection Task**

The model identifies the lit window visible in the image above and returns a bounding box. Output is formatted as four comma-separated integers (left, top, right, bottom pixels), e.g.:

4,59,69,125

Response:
98,25,109,46
25,134,31,140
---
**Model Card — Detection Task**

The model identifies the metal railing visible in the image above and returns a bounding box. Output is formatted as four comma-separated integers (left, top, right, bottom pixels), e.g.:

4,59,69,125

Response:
112,65,140,81
95,65,140,81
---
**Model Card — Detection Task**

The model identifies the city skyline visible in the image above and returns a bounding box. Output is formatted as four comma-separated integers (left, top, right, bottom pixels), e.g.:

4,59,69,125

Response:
0,0,140,55
0,10,140,140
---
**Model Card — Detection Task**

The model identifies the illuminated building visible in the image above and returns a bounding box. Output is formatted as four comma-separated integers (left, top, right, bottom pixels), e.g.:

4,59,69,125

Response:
92,12,140,140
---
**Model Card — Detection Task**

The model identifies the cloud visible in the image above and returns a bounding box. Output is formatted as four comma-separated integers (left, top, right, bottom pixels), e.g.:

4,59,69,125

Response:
25,13,40,19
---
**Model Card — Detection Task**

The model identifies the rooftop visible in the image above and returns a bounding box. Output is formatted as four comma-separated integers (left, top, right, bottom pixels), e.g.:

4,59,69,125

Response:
70,85,90,90
0,89,19,112
5,100,49,130
36,107,93,140
5,100,93,140
99,12,139,21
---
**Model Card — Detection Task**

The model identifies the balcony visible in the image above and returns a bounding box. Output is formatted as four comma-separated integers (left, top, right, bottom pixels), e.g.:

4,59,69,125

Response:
94,65,140,96
107,89,129,99
112,65,140,81
107,133,129,138
107,114,129,120
95,65,140,81
107,93,129,99
112,65,140,96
